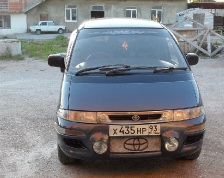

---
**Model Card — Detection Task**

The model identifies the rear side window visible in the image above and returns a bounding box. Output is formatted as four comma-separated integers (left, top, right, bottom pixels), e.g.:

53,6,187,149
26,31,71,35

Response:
48,22,55,26
68,28,187,72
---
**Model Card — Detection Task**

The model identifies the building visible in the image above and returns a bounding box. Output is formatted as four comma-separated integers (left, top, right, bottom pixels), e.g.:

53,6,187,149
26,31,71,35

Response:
188,1,224,29
177,8,214,29
188,1,224,16
0,0,44,35
26,0,188,32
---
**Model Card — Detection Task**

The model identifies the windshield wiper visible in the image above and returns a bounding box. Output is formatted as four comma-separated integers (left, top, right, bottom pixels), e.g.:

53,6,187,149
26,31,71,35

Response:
75,65,188,76
153,67,188,73
75,64,130,76
105,66,188,76
105,66,158,76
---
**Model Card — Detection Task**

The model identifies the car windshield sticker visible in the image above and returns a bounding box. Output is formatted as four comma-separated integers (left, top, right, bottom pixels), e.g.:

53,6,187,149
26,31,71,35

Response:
88,30,158,35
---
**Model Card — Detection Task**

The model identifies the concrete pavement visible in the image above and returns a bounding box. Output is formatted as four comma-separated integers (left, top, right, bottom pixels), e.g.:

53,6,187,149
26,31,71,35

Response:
0,57,224,178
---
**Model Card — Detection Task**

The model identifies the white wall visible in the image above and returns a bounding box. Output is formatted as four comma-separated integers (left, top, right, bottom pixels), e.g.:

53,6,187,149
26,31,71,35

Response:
0,14,27,35
0,39,22,56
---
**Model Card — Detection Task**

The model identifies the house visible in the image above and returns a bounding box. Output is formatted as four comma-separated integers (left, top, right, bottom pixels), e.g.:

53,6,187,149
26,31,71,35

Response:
0,0,44,35
188,1,224,16
177,8,214,29
188,1,224,29
26,0,188,32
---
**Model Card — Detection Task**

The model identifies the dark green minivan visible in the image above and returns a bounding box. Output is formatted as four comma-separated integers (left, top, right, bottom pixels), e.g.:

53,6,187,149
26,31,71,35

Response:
48,18,206,164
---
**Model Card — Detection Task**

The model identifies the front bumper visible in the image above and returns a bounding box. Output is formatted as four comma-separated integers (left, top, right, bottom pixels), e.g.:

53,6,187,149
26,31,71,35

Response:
56,115,206,160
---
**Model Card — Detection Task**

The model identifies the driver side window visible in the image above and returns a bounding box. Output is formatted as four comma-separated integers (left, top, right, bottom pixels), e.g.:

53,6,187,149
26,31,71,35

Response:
40,22,47,26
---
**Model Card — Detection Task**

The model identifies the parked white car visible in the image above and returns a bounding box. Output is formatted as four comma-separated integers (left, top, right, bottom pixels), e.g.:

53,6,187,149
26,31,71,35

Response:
29,21,66,35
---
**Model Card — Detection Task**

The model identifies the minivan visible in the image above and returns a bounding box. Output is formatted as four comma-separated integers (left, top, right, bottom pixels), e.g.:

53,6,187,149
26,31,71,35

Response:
48,18,206,164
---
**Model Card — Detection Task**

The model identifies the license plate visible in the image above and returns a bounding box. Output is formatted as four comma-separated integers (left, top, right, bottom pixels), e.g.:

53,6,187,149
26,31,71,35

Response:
109,124,160,137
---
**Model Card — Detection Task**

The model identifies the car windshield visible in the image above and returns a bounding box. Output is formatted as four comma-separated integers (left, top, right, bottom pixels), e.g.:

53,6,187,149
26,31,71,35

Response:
68,28,188,73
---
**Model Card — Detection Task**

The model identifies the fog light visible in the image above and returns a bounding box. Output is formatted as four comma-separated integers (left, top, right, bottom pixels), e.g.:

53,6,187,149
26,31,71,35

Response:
93,141,108,154
165,137,179,152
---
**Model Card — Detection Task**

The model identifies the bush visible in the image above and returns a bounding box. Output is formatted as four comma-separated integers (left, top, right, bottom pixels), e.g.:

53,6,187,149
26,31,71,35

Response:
22,35,69,60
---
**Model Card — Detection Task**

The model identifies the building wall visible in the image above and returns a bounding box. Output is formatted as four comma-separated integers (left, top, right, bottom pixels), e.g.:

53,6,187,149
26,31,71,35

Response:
26,0,187,32
0,13,27,35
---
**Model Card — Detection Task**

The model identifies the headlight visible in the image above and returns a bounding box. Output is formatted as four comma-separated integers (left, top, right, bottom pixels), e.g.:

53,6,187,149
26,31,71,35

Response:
57,106,204,123
173,106,204,121
161,110,174,122
57,109,97,123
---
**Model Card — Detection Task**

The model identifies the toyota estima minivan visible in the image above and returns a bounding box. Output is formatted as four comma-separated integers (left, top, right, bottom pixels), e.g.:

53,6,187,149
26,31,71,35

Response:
48,18,206,164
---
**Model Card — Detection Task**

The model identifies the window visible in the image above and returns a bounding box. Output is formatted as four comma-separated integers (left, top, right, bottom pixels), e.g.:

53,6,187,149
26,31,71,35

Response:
0,15,11,29
40,22,47,26
69,28,187,73
151,6,163,23
126,7,137,18
65,5,77,22
0,0,8,11
91,5,104,11
91,5,104,18
48,22,55,26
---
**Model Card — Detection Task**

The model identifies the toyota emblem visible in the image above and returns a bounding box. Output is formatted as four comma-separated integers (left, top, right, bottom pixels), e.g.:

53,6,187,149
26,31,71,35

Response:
124,138,148,151
132,115,140,121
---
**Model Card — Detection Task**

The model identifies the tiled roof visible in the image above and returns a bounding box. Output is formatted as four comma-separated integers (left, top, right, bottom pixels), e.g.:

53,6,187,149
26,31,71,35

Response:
0,0,45,13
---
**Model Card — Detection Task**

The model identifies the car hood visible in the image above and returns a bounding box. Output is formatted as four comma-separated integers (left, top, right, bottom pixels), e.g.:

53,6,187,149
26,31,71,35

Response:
67,76,200,112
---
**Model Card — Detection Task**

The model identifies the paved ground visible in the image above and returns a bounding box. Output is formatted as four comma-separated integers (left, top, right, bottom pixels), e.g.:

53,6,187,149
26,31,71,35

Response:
0,57,224,178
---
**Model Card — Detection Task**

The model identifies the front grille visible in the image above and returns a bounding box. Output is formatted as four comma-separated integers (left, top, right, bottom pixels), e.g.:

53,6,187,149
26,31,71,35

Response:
184,133,204,145
109,114,162,121
63,138,86,149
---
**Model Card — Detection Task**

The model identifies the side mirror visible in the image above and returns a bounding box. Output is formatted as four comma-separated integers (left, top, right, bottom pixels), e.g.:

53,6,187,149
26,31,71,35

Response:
48,53,66,72
186,53,199,66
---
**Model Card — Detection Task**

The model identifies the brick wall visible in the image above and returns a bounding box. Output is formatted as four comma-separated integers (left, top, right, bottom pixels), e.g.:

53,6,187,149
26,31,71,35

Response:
8,0,25,12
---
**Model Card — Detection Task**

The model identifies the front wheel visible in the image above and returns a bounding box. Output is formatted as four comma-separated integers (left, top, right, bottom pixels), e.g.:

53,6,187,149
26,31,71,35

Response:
36,29,41,35
58,28,64,34
58,145,79,164
180,148,202,160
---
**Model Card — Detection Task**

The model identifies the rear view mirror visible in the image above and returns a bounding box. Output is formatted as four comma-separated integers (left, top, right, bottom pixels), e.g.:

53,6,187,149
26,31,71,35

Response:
48,53,65,72
186,53,199,66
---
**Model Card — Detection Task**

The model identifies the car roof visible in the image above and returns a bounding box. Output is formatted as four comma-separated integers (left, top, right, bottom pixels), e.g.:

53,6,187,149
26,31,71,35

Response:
78,18,164,29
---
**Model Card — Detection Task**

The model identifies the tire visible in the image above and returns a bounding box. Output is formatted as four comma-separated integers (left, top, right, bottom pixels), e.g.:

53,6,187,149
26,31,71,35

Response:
58,28,63,34
180,148,202,160
58,145,79,164
36,29,41,35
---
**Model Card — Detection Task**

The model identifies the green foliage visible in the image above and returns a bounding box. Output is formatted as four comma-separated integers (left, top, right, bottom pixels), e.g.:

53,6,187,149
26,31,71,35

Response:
22,35,69,60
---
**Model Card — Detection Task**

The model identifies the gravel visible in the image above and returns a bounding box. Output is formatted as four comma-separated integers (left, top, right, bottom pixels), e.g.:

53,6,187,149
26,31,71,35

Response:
0,57,224,178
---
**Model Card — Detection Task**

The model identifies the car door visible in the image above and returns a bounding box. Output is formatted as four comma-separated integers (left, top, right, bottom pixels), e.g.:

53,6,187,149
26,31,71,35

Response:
40,21,48,32
47,21,55,32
